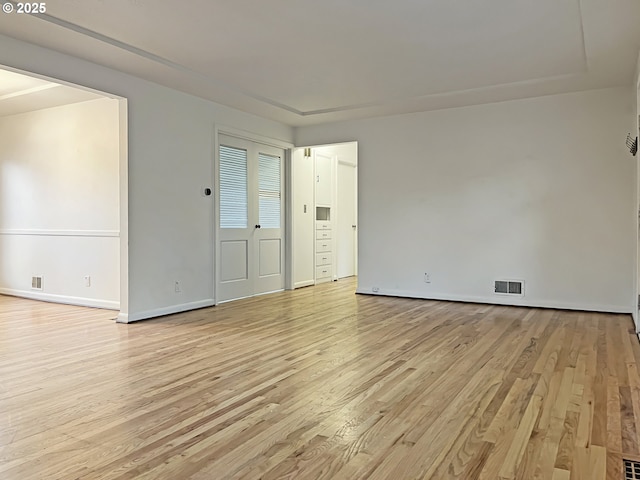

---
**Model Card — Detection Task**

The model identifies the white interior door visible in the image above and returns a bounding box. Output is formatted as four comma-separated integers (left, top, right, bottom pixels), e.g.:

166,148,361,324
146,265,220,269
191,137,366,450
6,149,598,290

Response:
337,161,357,278
218,135,284,302
254,149,284,295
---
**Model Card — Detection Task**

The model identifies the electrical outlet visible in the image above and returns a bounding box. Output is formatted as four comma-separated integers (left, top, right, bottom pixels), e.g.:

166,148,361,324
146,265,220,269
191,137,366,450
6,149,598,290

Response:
175,281,182,293
84,275,91,287
424,273,431,283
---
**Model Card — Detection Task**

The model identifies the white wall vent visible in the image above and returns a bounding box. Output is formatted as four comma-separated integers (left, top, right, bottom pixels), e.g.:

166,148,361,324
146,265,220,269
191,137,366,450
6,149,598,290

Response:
31,276,43,290
494,279,524,296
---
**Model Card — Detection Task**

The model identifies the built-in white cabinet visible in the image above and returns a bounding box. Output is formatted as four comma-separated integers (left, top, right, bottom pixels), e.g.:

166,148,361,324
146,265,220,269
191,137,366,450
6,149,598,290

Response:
316,229,331,241
315,153,333,206
315,218,333,283
314,155,335,284
316,240,331,253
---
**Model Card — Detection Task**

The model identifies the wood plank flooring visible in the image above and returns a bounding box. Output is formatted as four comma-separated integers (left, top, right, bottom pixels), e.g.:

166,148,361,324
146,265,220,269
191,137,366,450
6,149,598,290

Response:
1,278,640,479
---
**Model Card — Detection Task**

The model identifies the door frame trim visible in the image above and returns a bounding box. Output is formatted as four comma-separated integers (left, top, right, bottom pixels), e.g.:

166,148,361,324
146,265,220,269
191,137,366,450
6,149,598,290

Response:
213,124,294,305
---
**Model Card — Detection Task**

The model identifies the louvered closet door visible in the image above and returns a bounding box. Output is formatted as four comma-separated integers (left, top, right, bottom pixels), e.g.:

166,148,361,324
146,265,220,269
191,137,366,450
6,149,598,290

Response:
218,135,284,302
254,150,284,294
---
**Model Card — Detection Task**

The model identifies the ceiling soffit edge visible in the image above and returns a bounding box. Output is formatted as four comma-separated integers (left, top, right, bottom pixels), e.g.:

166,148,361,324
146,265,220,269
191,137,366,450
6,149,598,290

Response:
20,3,595,120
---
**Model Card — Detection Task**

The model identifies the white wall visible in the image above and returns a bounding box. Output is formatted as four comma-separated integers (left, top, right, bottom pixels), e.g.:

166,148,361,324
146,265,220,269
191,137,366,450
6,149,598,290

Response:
0,34,294,322
0,98,120,308
296,87,637,313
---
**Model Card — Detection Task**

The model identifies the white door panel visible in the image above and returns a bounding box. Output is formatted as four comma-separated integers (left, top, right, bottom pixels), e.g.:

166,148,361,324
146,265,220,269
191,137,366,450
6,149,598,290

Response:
315,153,333,206
337,162,357,278
220,241,248,282
218,135,284,302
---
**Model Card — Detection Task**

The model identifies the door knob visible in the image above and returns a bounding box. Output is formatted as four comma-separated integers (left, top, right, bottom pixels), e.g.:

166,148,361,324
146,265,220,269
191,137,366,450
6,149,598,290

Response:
352,225,357,228
255,224,261,229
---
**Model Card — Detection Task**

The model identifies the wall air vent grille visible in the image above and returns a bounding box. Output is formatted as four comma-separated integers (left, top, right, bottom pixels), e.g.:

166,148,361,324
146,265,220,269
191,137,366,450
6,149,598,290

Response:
624,459,640,480
494,280,524,296
31,276,43,290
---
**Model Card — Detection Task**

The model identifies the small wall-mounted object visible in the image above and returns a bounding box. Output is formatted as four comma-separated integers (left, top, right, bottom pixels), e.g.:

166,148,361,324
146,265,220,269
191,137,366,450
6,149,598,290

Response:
202,186,212,196
627,133,638,156
31,275,43,290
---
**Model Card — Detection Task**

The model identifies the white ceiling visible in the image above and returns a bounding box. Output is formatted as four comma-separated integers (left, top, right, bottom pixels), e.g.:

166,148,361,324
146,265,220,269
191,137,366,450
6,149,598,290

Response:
0,0,638,126
0,69,106,117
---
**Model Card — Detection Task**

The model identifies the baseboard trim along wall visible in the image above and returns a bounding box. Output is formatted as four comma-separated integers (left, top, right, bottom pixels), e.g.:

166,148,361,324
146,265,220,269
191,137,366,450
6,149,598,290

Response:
0,229,120,237
294,280,315,289
117,299,216,323
355,287,632,315
0,288,120,310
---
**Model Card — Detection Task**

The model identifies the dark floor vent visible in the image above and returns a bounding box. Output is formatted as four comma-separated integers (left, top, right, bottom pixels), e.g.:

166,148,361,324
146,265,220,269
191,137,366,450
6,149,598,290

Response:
624,459,640,480
494,280,524,296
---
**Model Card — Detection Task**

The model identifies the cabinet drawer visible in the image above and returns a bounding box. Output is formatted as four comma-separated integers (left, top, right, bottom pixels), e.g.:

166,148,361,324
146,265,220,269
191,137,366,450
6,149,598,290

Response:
315,253,332,266
315,265,332,280
316,240,331,253
316,221,331,230
316,230,331,240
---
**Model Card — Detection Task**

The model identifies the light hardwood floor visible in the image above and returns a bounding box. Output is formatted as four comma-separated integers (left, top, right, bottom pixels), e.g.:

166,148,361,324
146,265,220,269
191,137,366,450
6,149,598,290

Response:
1,278,639,479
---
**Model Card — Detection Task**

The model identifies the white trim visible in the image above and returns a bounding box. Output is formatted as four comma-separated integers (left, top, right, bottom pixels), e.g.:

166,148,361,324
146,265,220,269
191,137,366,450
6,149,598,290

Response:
217,295,252,304
0,63,125,100
117,299,215,323
212,123,219,305
254,288,285,297
284,147,294,290
355,287,633,314
216,289,285,305
294,280,315,289
217,125,294,150
0,229,119,237
118,97,130,322
0,83,57,101
0,288,119,310
338,158,358,168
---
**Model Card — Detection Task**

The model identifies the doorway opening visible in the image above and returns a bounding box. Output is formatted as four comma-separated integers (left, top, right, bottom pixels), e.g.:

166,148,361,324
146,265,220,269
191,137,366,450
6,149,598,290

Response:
290,141,358,289
0,66,128,316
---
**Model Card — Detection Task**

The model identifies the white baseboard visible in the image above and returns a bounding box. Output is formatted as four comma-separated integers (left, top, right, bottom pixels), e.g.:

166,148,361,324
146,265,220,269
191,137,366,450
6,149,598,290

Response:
0,288,119,310
355,287,632,315
294,280,315,289
118,299,215,323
